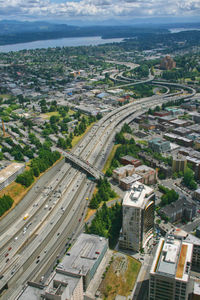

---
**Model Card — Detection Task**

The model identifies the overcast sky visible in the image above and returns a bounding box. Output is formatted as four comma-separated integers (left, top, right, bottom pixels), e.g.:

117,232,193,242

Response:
0,0,200,23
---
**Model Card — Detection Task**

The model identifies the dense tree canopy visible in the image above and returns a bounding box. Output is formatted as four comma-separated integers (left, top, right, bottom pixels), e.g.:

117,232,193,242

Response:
0,194,14,217
86,202,122,248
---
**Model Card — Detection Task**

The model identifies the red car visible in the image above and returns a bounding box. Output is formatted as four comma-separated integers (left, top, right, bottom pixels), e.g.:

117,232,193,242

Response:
8,247,12,251
5,253,8,257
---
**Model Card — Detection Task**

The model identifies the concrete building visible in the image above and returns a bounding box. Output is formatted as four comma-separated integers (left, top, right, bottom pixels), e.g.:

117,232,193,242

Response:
138,152,172,178
17,273,83,300
164,134,193,147
189,112,200,124
186,156,200,179
170,119,191,128
119,181,155,252
149,234,193,300
160,197,196,223
192,281,200,300
183,233,200,272
59,233,108,291
135,165,157,185
172,127,192,137
148,137,171,153
17,233,108,300
119,174,142,190
193,189,200,202
173,229,200,272
172,155,187,173
0,163,25,191
112,165,135,183
194,139,200,150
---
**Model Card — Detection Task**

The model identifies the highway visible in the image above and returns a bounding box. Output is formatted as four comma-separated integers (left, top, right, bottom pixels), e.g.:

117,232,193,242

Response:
0,87,195,299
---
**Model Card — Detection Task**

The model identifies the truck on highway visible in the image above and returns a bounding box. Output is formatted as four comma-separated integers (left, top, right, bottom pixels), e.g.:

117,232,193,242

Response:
23,213,29,220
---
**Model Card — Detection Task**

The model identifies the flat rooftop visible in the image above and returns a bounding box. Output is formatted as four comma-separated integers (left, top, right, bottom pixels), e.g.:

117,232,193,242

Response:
121,155,139,161
45,272,80,297
150,235,193,282
185,234,200,246
17,285,42,300
123,181,154,209
18,271,81,300
0,163,25,184
120,174,142,185
60,233,107,276
170,119,188,125
113,164,135,175
135,165,155,173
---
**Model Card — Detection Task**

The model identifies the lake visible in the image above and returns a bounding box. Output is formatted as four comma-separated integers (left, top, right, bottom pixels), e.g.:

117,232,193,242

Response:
0,36,124,53
170,27,200,33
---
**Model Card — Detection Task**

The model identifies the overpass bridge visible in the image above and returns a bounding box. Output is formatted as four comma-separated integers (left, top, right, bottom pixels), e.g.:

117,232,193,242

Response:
63,150,104,181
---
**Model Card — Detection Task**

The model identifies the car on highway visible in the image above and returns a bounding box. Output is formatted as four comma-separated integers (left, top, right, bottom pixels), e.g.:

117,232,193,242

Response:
23,213,29,220
5,253,8,257
6,258,9,263
57,264,64,269
14,236,18,241
36,259,40,264
8,247,12,251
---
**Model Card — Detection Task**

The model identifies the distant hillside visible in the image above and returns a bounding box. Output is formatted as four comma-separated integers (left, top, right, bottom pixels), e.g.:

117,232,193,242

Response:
0,20,169,45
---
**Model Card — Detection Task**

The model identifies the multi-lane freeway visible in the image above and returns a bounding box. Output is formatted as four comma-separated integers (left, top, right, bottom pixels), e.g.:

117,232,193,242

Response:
0,85,195,299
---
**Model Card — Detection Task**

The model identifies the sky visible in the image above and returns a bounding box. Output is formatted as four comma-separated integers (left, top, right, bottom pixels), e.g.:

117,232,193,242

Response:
0,0,200,24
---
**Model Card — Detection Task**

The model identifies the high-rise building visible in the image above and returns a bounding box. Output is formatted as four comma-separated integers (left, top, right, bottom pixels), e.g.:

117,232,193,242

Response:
119,181,155,252
172,155,187,173
149,234,193,300
160,55,176,70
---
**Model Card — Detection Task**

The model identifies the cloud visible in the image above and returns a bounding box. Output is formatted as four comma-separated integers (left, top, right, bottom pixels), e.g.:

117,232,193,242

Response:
0,0,200,20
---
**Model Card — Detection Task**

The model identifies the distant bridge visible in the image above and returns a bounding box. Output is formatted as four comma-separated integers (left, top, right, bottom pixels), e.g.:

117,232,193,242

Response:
63,151,104,181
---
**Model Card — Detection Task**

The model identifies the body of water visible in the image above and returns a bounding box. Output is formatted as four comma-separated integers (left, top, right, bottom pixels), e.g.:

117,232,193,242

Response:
170,27,200,33
0,36,124,53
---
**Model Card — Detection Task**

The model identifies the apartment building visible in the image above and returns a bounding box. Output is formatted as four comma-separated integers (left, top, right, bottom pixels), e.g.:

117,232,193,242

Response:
172,155,187,173
148,138,171,153
135,165,157,185
149,234,193,300
119,181,155,252
112,165,135,183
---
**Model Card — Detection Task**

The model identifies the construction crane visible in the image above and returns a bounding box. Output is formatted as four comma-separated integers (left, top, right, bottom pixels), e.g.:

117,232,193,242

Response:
0,118,7,137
